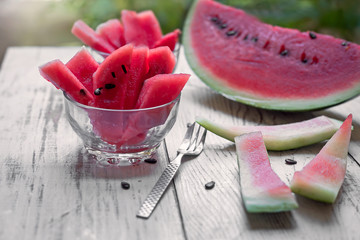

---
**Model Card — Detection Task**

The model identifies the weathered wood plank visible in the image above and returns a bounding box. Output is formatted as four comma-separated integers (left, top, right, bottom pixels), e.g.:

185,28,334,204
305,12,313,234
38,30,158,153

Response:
168,47,360,239
0,47,185,240
1,46,359,240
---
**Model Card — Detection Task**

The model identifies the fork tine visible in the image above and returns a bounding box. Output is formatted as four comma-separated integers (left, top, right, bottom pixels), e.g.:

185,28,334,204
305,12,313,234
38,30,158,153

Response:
193,127,207,155
188,123,202,151
178,122,195,151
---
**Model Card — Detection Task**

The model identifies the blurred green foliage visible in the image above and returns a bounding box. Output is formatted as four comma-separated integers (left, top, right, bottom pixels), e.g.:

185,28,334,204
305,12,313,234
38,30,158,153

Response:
64,0,360,42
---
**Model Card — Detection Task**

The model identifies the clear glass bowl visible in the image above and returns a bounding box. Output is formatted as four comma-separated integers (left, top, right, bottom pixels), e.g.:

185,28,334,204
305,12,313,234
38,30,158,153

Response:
63,92,180,166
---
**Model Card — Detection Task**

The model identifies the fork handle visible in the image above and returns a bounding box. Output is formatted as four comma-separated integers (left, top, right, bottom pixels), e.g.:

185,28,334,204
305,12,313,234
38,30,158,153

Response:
136,154,183,219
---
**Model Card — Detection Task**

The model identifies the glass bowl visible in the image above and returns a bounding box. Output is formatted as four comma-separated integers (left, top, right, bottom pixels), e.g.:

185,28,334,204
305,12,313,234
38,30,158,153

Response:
63,92,180,166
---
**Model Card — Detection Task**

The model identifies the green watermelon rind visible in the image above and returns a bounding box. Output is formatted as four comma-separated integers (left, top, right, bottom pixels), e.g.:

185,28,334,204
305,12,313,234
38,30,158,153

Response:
182,0,360,111
290,173,341,203
242,195,299,213
196,116,345,151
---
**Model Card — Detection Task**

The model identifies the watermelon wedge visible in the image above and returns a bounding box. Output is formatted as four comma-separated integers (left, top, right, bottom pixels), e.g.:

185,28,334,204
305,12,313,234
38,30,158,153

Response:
96,19,125,49
136,10,163,47
154,29,181,51
71,20,116,54
235,132,298,212
183,0,360,111
145,46,176,79
39,59,94,105
135,73,190,108
290,114,352,203
118,73,190,145
92,44,134,109
122,46,149,110
121,10,149,47
196,116,346,151
65,47,99,93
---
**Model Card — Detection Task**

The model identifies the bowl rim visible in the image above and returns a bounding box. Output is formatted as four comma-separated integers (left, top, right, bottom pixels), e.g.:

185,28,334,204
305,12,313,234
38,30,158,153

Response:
63,91,181,112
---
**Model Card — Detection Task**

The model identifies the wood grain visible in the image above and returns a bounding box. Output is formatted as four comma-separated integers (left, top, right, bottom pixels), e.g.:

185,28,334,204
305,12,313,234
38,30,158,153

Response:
168,47,360,240
0,46,359,240
0,47,185,240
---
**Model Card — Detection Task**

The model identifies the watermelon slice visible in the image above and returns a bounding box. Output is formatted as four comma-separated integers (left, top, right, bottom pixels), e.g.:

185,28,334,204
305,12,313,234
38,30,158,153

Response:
183,0,360,111
290,114,352,203
122,10,162,48
135,73,190,108
122,46,149,110
92,44,134,109
118,73,189,145
145,46,176,79
136,10,163,47
197,116,346,151
71,20,116,54
39,59,94,105
121,10,148,47
96,19,126,49
154,29,181,51
65,47,99,93
235,131,298,212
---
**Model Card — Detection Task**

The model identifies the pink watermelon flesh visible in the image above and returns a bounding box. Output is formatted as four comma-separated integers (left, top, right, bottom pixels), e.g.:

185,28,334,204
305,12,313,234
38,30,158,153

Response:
135,73,190,108
92,44,134,109
119,73,189,145
154,29,181,51
65,47,99,93
290,114,352,203
122,10,163,48
137,10,163,47
96,19,126,49
183,0,360,111
71,20,115,53
122,46,150,110
235,131,298,212
39,59,94,105
145,46,176,79
121,10,149,47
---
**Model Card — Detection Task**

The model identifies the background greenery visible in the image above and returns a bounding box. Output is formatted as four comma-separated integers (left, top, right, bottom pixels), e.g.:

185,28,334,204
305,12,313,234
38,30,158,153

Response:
0,0,359,64
63,0,360,42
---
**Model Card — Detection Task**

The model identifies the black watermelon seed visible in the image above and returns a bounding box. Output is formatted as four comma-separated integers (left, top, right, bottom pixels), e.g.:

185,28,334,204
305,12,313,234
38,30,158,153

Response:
121,181,130,189
205,181,215,190
105,83,116,89
309,32,317,39
220,23,227,29
243,35,248,40
285,159,297,165
79,89,86,96
111,72,116,78
94,88,102,95
226,30,237,36
251,37,258,42
280,49,289,56
302,58,308,64
121,64,127,74
210,17,218,23
144,158,157,164
342,41,349,46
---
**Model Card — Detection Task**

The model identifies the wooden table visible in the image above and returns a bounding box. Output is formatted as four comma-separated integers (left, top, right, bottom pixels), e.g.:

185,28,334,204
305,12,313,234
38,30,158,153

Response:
0,46,359,240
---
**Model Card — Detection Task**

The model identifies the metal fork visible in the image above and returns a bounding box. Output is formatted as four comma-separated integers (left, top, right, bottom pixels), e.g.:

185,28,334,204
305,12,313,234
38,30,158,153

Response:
136,122,207,219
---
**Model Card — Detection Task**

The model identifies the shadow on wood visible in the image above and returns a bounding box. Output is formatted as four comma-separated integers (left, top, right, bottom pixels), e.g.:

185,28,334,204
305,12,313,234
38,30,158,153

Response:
245,210,296,230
